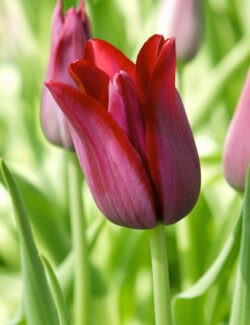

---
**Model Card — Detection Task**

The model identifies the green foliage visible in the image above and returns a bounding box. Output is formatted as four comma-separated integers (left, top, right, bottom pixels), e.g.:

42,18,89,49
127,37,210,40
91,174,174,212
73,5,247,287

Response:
0,0,249,324
173,211,241,325
0,160,59,325
42,255,72,325
229,166,250,324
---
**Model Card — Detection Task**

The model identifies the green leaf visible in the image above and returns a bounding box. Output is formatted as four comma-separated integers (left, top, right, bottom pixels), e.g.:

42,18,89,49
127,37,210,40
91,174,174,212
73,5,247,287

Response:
192,34,250,132
173,209,242,325
13,172,70,263
41,255,72,325
229,165,250,324
0,169,70,264
0,159,59,325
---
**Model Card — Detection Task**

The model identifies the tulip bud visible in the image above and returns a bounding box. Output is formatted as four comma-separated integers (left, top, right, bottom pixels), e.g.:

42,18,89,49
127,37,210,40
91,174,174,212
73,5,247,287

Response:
223,71,250,191
41,0,90,150
46,35,200,229
157,0,203,62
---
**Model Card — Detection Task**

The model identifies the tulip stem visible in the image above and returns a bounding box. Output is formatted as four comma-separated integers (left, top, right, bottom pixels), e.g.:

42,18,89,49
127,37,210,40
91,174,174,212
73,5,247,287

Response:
67,152,89,325
149,224,173,325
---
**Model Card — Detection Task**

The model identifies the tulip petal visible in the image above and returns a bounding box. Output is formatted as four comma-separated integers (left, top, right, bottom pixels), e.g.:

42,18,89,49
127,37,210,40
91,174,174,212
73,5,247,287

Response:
41,1,89,150
83,39,136,80
146,91,200,224
46,81,157,229
149,37,176,102
145,39,200,223
136,34,164,93
223,71,250,190
41,89,73,149
76,0,91,38
69,59,109,108
108,71,146,158
53,10,88,81
50,0,64,49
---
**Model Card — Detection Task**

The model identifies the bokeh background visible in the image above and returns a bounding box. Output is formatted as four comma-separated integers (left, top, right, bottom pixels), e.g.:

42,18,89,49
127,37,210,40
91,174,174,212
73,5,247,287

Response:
0,0,250,324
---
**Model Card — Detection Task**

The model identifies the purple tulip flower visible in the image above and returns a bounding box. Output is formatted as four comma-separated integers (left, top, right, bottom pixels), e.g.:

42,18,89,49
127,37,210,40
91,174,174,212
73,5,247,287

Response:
41,0,90,149
46,35,201,229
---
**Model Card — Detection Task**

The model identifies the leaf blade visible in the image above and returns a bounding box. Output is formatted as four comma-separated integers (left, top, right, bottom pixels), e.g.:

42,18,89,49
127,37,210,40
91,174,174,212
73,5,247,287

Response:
41,255,72,325
0,159,59,325
173,209,242,324
229,165,250,324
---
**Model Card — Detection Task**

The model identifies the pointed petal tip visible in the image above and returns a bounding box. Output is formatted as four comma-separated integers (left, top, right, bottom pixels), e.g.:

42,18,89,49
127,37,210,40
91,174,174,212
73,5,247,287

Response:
77,0,87,17
56,0,63,11
44,80,67,98
78,0,85,10
147,34,164,42
44,80,58,90
167,37,176,44
83,38,99,48
54,0,63,17
44,80,52,90
164,37,176,52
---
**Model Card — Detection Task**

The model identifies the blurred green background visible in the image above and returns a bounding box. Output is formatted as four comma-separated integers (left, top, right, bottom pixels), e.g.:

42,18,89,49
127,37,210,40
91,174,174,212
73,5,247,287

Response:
0,0,250,324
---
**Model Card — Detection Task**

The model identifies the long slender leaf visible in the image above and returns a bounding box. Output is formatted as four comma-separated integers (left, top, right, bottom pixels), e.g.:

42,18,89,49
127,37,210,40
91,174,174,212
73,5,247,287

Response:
0,159,59,325
42,255,72,325
229,165,250,324
173,210,242,324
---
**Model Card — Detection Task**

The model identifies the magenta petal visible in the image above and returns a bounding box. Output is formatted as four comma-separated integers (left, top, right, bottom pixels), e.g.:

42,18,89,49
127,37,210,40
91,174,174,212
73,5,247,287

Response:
83,39,136,81
50,0,64,48
108,71,146,158
76,0,91,38
136,34,164,93
46,81,157,229
69,59,109,108
52,11,89,82
41,89,73,149
139,36,200,223
149,38,176,103
146,90,200,224
223,71,250,190
41,0,90,150
145,39,200,224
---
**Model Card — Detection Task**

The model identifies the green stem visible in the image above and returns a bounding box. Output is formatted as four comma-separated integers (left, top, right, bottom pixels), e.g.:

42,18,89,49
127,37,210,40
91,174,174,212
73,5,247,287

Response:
67,153,89,325
149,224,173,325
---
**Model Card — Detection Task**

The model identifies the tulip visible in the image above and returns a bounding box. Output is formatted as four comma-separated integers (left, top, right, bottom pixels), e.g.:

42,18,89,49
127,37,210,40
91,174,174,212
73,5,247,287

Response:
223,71,250,191
46,35,200,229
157,0,203,61
41,0,90,149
